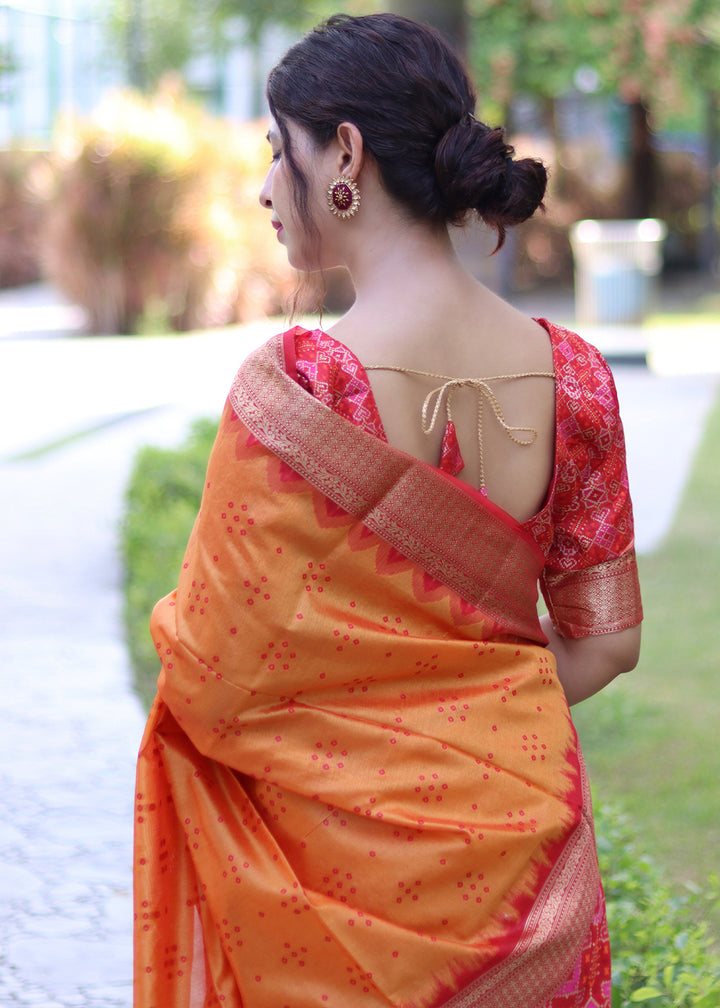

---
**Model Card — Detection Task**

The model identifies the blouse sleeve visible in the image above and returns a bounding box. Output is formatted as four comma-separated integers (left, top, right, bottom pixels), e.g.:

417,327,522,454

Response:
291,327,388,441
540,333,643,638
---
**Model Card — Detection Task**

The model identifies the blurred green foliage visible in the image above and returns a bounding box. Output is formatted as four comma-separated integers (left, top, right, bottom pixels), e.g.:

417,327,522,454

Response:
464,0,719,256
104,0,381,91
467,0,720,124
596,803,720,1007
120,416,218,706
102,1,720,140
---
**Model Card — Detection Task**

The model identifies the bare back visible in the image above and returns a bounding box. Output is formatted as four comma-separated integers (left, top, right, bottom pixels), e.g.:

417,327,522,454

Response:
328,282,556,524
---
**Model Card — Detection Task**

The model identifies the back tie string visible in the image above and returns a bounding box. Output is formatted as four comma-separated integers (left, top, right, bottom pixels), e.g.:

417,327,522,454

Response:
365,364,555,489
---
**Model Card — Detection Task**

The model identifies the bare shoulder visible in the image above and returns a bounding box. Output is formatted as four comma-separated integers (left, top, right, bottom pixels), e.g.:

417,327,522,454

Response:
466,291,554,375
328,283,553,378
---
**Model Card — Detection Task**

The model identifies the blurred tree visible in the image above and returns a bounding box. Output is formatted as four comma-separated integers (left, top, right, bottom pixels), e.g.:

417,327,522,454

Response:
105,0,225,91
0,40,17,104
670,0,720,269
214,1,371,43
468,1,601,123
603,0,720,227
468,0,720,264
385,0,468,53
106,2,380,103
214,1,381,113
104,0,719,269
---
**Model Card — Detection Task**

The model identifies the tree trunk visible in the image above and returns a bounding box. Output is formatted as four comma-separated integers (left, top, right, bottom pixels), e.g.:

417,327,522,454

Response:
624,100,658,219
699,89,719,274
386,0,467,57
126,0,147,90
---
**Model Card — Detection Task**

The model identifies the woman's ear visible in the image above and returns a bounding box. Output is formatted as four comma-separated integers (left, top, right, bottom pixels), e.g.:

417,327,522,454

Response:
335,122,365,179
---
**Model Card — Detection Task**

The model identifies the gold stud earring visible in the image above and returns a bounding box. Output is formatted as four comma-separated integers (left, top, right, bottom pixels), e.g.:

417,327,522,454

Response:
327,176,360,219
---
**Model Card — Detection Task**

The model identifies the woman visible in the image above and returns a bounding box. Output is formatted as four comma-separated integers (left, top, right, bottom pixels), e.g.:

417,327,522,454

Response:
134,13,642,1008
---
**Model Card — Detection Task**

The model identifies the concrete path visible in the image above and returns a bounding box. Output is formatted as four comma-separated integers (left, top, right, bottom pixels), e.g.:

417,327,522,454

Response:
0,284,717,1006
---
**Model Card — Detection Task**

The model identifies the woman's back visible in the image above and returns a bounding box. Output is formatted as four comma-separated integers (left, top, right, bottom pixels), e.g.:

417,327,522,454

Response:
329,264,556,524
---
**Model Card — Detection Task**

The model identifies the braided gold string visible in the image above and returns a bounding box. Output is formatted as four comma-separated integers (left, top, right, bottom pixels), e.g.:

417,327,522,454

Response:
365,364,555,489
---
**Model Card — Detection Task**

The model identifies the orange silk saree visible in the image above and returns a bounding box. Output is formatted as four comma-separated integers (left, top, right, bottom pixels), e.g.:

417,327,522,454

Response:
134,334,607,1008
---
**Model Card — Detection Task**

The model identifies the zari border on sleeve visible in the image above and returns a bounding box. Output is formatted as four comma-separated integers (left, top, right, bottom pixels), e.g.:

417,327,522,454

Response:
541,552,643,638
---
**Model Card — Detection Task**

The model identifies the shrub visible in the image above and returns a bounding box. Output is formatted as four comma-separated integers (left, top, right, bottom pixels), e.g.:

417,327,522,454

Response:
42,81,295,334
120,416,218,706
0,149,48,287
596,802,720,1008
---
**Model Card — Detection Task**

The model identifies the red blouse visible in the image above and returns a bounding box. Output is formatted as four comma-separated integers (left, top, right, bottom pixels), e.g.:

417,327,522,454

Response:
290,321,642,639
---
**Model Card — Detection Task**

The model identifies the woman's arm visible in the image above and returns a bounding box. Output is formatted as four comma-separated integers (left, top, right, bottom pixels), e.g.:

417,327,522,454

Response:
540,615,642,706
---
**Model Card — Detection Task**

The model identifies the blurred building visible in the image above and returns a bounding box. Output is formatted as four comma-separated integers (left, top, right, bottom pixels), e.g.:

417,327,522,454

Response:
0,0,290,147
0,0,115,145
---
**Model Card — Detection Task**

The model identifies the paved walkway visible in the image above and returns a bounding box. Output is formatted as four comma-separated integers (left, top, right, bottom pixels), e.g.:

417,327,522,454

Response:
0,284,717,1006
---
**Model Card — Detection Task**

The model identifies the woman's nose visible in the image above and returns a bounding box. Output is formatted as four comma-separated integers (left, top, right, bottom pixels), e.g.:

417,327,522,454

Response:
259,171,273,209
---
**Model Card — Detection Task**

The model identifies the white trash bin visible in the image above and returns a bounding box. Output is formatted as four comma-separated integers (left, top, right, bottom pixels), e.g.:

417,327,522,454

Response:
570,218,667,325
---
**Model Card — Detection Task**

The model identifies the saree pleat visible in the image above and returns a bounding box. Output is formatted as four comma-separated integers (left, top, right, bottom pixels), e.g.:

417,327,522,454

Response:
134,336,609,1008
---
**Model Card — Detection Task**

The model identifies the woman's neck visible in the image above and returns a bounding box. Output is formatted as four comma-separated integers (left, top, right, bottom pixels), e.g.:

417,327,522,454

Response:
340,220,480,325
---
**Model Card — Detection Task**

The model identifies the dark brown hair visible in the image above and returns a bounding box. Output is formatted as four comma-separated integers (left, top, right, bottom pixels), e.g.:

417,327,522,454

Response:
266,12,547,249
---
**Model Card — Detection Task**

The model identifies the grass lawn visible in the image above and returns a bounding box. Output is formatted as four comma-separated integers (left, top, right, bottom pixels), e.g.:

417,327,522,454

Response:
573,385,720,896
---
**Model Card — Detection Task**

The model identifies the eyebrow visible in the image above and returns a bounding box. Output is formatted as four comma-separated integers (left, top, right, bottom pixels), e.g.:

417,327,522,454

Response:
266,127,280,144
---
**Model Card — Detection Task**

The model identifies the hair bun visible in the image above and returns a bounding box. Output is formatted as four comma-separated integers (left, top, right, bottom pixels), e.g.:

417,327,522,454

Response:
435,121,547,247
267,13,546,237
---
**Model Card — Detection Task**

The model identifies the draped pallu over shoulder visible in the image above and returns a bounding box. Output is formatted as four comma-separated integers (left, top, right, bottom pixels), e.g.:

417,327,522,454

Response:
232,334,547,642
134,334,608,1008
